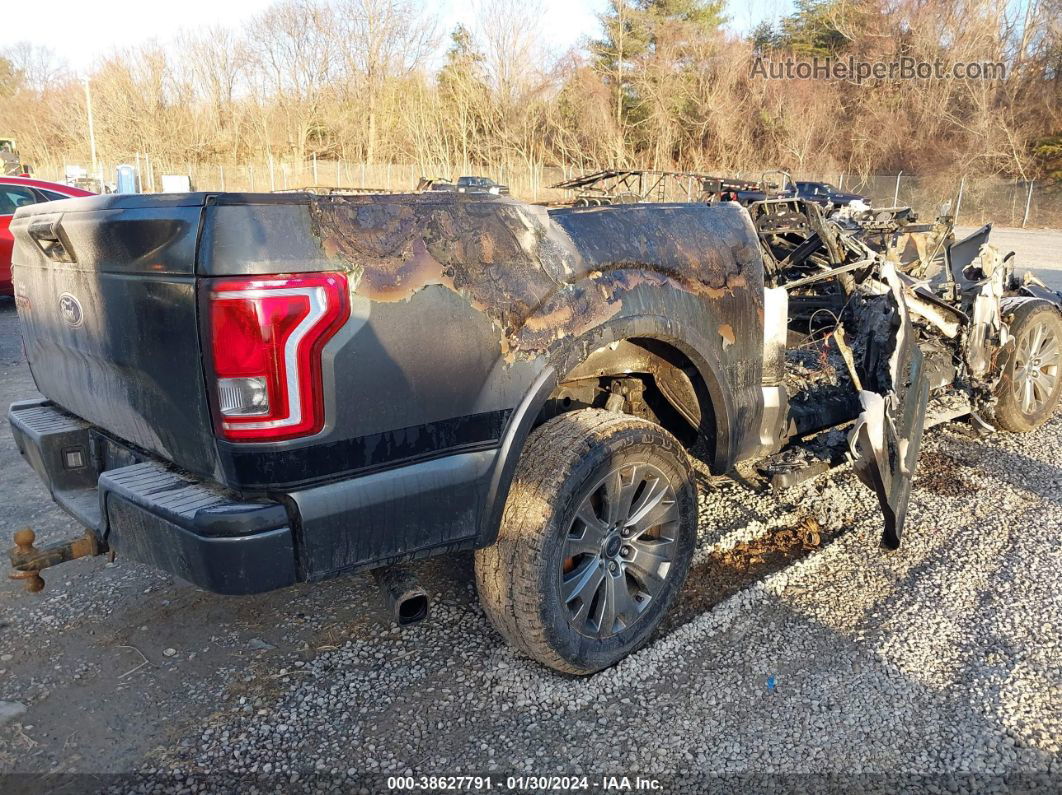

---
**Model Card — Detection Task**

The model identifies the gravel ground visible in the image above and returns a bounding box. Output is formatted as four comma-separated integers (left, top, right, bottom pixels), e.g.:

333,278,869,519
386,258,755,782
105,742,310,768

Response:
1,231,1061,794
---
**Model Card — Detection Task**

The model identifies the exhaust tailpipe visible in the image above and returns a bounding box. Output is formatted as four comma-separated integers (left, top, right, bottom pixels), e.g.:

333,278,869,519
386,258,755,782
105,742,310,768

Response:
372,564,429,625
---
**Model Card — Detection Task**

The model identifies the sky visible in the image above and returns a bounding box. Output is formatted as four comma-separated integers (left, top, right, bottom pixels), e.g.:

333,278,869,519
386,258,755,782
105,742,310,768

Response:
0,0,794,74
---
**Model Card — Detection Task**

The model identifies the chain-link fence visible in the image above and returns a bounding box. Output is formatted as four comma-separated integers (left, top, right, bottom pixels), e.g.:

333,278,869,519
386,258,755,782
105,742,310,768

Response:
787,172,1058,228
31,157,574,203
29,157,1062,228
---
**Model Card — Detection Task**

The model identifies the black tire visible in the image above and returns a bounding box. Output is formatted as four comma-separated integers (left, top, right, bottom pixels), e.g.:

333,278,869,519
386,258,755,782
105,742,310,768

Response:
474,409,698,675
992,302,1062,433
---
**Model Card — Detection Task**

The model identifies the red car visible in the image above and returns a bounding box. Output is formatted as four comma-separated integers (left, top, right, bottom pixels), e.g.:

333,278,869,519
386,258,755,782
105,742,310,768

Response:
1,176,95,296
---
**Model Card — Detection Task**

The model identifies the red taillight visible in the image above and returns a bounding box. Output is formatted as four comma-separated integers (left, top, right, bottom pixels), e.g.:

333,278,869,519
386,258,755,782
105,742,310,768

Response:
205,273,349,442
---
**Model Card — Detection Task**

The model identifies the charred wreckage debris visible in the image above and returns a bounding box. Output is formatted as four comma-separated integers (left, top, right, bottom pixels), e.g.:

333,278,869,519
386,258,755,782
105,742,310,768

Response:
754,196,1060,548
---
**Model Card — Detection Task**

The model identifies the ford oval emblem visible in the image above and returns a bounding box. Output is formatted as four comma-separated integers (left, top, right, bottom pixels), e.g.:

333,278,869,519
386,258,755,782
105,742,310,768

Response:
58,293,84,328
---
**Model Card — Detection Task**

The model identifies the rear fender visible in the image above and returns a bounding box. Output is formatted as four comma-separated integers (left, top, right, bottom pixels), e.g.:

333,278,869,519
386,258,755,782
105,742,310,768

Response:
479,314,738,548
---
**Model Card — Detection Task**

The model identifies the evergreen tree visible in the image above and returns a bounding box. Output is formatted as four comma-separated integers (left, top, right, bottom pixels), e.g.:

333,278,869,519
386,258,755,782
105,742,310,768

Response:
593,0,726,128
771,0,863,57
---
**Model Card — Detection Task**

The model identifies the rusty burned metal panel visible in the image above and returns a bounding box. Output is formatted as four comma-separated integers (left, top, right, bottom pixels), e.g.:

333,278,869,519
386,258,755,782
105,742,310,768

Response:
307,195,765,364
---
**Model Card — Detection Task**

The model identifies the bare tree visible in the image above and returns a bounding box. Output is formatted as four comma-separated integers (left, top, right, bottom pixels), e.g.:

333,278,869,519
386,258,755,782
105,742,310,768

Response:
2,0,1059,195
476,0,548,110
1,42,66,94
332,0,437,162
178,27,249,159
246,0,340,159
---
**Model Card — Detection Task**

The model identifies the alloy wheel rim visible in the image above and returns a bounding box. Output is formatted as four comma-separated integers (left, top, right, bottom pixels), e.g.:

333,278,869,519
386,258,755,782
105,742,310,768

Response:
1013,320,1060,415
560,463,680,638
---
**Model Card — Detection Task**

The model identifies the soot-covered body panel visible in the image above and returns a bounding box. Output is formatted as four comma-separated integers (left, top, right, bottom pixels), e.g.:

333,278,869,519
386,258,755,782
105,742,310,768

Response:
234,194,766,575
11,191,769,584
206,195,767,489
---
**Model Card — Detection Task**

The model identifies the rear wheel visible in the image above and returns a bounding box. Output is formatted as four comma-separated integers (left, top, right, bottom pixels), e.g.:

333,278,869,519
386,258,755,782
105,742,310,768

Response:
992,302,1062,432
475,409,697,674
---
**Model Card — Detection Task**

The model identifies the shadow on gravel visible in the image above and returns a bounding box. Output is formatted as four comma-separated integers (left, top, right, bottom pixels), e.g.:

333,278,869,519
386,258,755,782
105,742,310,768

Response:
938,433,1062,508
660,470,853,633
139,570,1061,784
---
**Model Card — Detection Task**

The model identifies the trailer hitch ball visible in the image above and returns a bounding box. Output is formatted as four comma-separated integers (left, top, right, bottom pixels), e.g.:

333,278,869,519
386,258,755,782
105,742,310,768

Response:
8,527,104,593
9,530,46,592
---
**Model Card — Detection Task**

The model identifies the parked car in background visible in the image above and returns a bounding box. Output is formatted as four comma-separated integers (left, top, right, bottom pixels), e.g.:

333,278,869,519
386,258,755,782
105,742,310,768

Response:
0,176,95,296
792,181,869,208
456,176,509,195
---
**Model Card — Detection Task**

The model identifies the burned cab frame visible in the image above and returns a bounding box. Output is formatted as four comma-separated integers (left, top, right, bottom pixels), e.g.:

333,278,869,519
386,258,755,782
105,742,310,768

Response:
748,196,1062,547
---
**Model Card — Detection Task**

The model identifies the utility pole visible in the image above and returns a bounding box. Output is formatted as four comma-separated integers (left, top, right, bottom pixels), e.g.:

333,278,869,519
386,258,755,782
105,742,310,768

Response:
83,77,98,183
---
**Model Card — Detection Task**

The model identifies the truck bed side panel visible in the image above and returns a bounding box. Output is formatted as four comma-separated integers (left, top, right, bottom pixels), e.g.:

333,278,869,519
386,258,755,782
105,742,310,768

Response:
201,196,763,576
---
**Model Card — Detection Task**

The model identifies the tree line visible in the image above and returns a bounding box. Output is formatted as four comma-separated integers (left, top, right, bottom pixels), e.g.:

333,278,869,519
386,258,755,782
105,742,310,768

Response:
1,0,1060,184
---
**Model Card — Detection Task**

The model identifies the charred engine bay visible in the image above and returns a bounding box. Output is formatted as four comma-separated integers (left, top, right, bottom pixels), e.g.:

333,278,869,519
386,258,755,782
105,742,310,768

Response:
753,197,1045,545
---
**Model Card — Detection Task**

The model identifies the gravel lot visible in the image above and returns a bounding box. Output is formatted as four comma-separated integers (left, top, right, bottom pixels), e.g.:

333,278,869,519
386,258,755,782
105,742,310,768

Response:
1,228,1061,792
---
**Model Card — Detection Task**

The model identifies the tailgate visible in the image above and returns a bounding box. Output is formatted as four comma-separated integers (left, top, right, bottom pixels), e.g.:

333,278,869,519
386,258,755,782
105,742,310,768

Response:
10,194,221,480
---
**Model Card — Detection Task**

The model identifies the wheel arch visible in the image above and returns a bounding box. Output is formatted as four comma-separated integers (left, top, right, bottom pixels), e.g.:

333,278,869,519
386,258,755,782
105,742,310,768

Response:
478,313,736,548
988,296,1062,432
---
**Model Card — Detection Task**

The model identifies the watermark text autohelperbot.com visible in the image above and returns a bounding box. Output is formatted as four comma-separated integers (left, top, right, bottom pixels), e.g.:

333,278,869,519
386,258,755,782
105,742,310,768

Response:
751,56,1006,84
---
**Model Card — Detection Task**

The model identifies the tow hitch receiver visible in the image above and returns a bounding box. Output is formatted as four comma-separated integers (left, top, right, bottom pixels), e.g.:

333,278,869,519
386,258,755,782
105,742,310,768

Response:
8,528,106,593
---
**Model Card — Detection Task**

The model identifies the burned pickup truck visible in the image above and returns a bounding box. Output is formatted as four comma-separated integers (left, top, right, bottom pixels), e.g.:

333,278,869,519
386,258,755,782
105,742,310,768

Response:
6,190,1061,674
